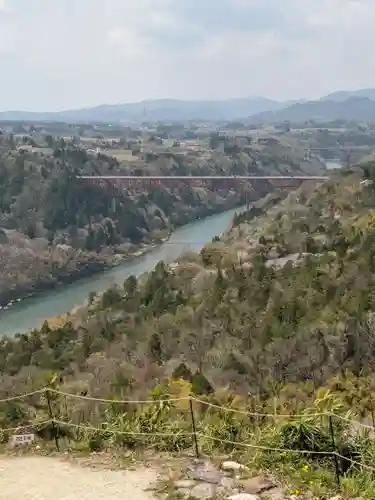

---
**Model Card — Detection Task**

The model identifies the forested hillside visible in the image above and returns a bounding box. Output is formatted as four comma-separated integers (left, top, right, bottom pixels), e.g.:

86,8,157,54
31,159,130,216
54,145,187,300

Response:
3,165,375,497
0,164,372,391
0,133,323,306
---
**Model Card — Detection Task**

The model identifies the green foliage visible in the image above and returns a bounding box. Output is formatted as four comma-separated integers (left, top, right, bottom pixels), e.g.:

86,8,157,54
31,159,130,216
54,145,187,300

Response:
191,372,214,396
273,417,333,454
88,431,105,452
172,363,193,381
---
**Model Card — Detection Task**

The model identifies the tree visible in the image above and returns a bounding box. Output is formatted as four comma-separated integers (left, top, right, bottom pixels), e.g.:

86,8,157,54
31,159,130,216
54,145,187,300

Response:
45,135,54,148
148,332,163,364
124,275,137,296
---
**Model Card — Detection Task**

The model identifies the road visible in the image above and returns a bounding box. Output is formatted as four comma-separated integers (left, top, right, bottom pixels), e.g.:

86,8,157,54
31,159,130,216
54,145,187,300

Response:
0,456,157,500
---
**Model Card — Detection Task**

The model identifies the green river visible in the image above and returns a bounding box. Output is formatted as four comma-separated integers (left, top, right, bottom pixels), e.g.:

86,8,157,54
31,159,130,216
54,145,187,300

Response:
0,206,244,336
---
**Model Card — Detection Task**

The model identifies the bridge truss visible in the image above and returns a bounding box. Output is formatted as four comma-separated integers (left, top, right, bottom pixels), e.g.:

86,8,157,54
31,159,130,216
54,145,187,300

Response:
78,175,328,190
78,175,329,210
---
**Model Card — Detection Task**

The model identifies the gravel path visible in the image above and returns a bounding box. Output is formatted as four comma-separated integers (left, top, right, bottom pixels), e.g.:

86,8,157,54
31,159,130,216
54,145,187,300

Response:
0,456,158,500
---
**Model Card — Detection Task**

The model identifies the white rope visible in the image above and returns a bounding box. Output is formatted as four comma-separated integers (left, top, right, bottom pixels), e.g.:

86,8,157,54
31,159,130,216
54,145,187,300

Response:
52,420,338,456
0,389,45,403
3,388,375,437
332,413,375,431
53,419,196,437
200,434,334,455
50,389,190,405
0,420,53,433
335,452,375,473
192,397,326,418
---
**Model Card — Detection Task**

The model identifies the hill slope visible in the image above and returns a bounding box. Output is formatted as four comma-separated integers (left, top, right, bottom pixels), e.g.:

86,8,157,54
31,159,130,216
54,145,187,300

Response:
321,88,375,102
0,165,373,392
250,96,375,123
4,166,375,498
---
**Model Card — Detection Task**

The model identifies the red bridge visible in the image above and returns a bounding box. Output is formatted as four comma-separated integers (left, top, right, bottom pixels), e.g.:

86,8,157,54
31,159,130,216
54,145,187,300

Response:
78,175,329,209
78,175,328,190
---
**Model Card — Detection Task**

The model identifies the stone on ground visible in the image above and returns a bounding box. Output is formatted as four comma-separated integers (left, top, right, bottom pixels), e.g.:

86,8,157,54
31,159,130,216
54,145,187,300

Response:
238,476,276,494
263,487,286,500
228,494,260,500
172,459,288,500
190,482,217,499
222,460,248,472
188,460,222,484
174,479,197,489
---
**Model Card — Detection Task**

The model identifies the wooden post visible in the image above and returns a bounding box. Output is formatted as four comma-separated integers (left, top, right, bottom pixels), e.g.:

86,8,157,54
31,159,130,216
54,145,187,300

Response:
46,389,60,452
369,394,375,430
329,415,341,490
189,398,199,459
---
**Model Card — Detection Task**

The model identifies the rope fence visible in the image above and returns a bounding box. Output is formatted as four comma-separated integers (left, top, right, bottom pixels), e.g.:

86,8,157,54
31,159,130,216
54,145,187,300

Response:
0,388,45,403
2,387,375,490
48,389,191,405
191,397,327,418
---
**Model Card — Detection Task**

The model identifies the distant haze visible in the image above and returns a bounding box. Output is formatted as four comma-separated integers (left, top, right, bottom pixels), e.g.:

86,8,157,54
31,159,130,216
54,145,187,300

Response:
1,0,375,111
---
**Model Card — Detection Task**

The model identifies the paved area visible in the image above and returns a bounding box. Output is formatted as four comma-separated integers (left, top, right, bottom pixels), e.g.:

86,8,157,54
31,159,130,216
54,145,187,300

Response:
0,456,157,500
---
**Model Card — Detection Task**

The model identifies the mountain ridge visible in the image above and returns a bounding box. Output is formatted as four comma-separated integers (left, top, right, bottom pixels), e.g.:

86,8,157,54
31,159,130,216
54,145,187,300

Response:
2,89,375,123
0,96,287,123
249,96,375,124
320,88,375,102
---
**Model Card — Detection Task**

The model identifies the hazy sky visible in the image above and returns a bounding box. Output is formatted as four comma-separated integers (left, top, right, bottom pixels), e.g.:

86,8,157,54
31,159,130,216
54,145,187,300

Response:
0,0,374,111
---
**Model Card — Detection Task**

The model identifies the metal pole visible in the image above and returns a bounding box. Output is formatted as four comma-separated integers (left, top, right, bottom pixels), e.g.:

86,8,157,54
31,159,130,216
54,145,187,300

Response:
189,398,199,459
329,415,341,489
46,389,60,452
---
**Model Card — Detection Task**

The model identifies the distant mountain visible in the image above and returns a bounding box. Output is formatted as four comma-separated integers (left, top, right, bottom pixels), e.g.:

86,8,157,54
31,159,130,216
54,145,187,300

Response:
249,96,375,124
3,89,375,124
0,97,290,123
321,88,375,102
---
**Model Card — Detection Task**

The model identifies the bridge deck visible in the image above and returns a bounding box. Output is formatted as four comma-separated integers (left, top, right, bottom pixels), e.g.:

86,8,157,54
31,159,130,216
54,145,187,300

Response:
78,175,329,180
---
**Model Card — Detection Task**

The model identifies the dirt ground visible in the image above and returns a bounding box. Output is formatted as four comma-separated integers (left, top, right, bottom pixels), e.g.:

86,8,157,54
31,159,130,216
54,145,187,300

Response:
0,456,158,500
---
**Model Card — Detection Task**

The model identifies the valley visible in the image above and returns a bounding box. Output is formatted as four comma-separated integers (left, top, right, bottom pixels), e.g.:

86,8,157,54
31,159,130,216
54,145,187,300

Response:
5,1,375,497
2,118,375,499
0,123,327,333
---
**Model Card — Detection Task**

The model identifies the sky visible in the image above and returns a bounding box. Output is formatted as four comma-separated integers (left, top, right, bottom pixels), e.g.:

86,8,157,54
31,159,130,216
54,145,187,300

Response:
0,0,375,111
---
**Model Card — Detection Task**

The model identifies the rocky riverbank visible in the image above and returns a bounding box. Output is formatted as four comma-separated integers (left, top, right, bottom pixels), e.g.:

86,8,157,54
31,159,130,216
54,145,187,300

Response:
0,235,170,311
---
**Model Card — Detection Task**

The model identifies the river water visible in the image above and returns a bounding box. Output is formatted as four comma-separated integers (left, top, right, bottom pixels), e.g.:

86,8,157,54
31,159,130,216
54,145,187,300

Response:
326,161,342,170
0,206,244,336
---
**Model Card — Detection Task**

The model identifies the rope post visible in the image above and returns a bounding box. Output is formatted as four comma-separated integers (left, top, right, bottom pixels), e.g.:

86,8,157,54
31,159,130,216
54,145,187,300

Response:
329,415,341,490
189,397,199,459
368,395,375,480
369,394,375,430
64,395,68,419
46,389,60,452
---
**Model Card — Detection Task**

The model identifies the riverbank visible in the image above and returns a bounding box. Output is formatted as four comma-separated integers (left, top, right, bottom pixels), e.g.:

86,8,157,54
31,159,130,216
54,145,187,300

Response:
0,236,170,312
